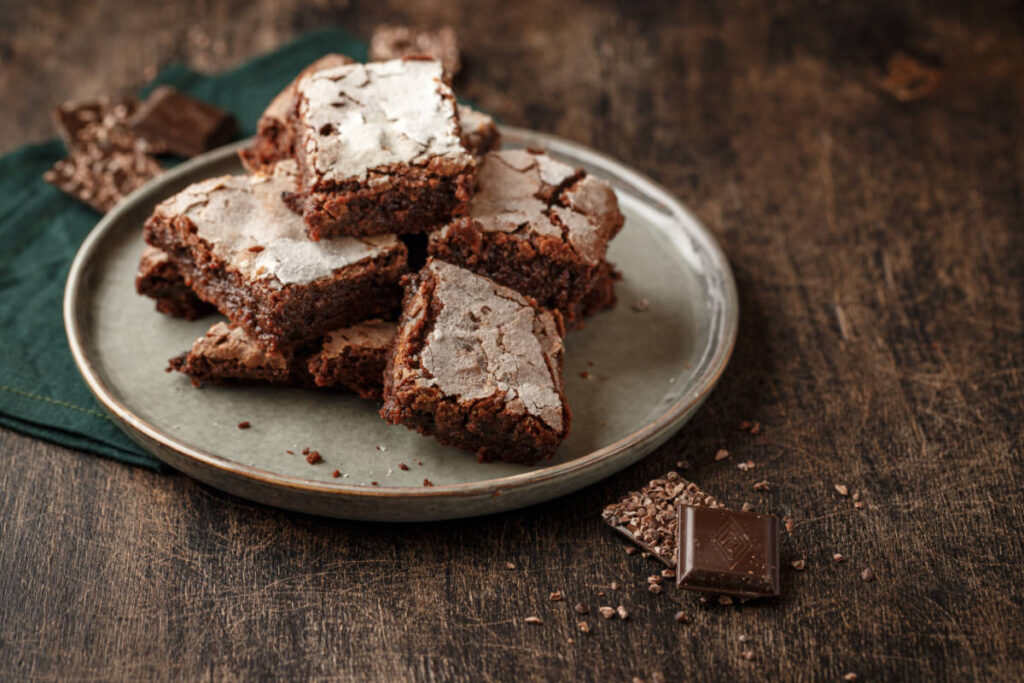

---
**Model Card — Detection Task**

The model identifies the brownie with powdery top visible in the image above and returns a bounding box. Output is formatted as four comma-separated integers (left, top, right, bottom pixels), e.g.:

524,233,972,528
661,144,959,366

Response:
428,149,623,324
288,58,475,239
170,320,395,398
380,259,570,465
239,53,355,174
135,246,215,320
144,161,406,351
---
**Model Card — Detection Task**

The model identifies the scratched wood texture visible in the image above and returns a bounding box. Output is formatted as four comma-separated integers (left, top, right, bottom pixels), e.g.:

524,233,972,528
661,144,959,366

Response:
1,1,1022,680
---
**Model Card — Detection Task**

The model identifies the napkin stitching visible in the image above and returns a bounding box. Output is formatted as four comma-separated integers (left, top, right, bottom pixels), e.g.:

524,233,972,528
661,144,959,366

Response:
1,384,111,420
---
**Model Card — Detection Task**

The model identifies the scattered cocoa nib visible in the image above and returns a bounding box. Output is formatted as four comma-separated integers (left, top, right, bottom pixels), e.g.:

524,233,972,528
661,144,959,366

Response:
861,568,876,582
674,611,688,624
632,298,649,312
574,603,589,614
398,463,409,471
602,471,722,566
236,421,250,429
524,616,543,626
598,606,616,619
834,484,849,496
714,449,730,461
305,451,322,465
549,591,564,602
753,480,771,492
423,478,434,487
791,559,806,571
577,621,590,634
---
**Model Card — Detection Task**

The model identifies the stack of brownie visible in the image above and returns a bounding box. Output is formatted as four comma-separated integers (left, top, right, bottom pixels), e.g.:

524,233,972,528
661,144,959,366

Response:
139,54,624,465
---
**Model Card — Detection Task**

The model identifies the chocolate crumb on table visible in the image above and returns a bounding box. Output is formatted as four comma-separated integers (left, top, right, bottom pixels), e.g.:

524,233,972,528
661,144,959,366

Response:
369,25,461,80
128,86,237,158
237,421,251,430
305,451,322,464
287,59,475,240
380,260,570,465
601,471,722,566
332,470,340,478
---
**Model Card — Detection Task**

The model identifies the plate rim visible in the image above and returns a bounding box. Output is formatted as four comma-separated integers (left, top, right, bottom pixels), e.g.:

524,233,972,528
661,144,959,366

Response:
64,126,738,503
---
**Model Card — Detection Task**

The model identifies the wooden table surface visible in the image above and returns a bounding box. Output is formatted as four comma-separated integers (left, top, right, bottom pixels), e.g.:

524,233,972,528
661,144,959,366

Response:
2,1,1022,680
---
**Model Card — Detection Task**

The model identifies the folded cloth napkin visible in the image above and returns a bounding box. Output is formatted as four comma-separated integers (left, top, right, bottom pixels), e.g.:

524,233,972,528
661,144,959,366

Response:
0,28,368,470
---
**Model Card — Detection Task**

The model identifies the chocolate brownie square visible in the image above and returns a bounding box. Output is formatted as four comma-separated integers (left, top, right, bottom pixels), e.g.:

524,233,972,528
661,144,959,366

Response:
427,149,623,325
380,259,570,465
239,53,355,174
128,86,237,158
136,246,215,320
287,58,475,240
307,319,395,398
170,320,394,398
144,161,406,350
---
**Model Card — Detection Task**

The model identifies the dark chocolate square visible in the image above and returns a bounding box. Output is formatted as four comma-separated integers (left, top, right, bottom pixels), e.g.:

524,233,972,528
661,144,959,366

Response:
676,504,781,598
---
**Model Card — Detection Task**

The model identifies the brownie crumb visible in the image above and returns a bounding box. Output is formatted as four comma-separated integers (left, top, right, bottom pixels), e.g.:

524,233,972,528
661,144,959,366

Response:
574,603,589,614
423,478,435,487
737,460,755,471
854,501,865,509
674,611,688,624
648,584,662,594
616,605,629,620
792,559,806,571
417,460,424,466
833,553,845,563
549,591,564,602
718,596,733,605
332,470,341,478
506,562,516,570
632,298,649,312
625,546,638,556
741,650,755,661
661,569,675,579
714,449,730,461
247,245,265,253
753,480,771,492
599,606,616,619
371,481,379,486
741,502,754,512
237,421,251,429
577,621,590,634
524,616,543,625
676,460,690,470
610,581,620,591
861,568,876,582
580,371,591,379
398,463,410,471
302,447,310,455
305,451,322,464
285,450,294,455
834,484,850,496
843,673,858,682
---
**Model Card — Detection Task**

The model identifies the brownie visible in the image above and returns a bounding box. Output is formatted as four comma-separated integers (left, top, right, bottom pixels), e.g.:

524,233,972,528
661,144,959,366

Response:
128,86,237,158
457,105,501,158
51,96,155,155
369,25,461,80
135,246,215,320
144,161,407,351
427,149,624,324
239,53,355,174
170,320,394,397
44,147,164,214
307,318,396,398
286,58,476,240
380,259,570,465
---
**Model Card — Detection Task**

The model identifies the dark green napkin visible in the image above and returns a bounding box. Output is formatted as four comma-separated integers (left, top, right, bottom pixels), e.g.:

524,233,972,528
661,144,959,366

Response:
0,28,368,470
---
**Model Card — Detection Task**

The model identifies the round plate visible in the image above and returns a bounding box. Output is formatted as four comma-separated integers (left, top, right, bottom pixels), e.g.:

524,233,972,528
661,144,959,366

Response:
64,127,738,521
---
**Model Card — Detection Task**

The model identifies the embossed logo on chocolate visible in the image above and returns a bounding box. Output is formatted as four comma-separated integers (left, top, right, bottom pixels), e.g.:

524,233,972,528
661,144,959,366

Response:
710,518,753,569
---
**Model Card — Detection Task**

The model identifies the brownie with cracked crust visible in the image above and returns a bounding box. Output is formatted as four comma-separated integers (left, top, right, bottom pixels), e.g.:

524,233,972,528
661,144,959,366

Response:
170,319,395,399
380,259,570,465
239,53,355,174
143,161,406,351
135,246,215,320
427,149,623,325
286,58,476,240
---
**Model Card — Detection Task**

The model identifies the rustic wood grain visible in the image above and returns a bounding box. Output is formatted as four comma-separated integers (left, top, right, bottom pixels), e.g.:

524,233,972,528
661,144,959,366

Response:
1,0,1022,680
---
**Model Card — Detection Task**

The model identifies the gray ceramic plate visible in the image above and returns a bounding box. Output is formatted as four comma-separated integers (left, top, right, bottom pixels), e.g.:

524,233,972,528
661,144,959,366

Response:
64,128,738,521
